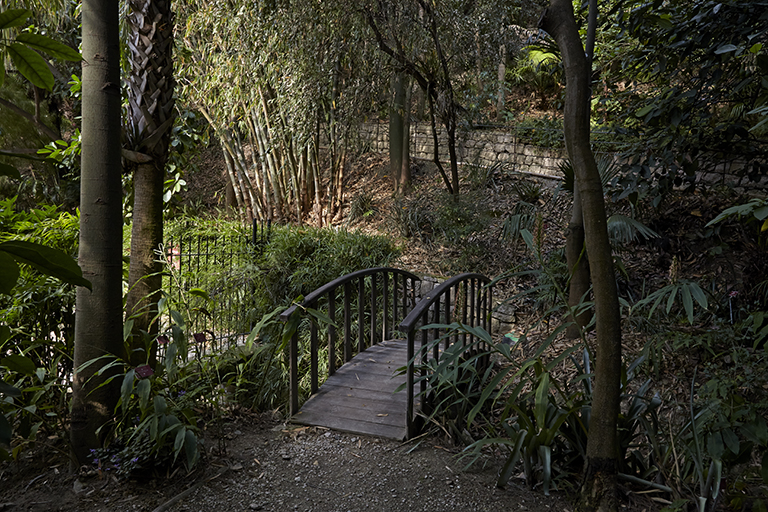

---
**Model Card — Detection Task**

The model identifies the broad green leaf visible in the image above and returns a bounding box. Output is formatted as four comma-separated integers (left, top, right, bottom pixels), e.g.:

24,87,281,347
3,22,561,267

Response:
170,309,185,329
1,354,36,375
123,319,134,342
184,429,198,468
707,431,724,460
755,206,768,221
722,428,739,455
0,381,21,397
0,9,31,29
0,240,91,290
540,445,552,495
120,370,135,415
0,252,20,295
154,395,167,416
714,44,739,55
137,378,151,412
0,164,20,179
7,43,54,91
173,426,186,462
635,104,654,117
15,33,81,61
534,372,550,428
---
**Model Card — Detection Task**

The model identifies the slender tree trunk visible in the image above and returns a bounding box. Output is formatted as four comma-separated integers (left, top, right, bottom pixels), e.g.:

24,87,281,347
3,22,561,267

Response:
71,0,123,467
496,44,507,120
390,72,406,192
564,0,597,339
400,79,412,192
540,2,622,511
565,186,591,338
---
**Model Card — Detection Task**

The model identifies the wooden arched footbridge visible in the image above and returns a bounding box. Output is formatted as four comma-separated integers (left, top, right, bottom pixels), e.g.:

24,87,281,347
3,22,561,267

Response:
280,268,493,440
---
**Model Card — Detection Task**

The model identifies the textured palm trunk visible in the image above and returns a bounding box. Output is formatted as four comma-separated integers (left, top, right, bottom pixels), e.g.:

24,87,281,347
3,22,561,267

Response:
124,0,176,368
541,1,622,511
71,0,123,467
125,162,164,367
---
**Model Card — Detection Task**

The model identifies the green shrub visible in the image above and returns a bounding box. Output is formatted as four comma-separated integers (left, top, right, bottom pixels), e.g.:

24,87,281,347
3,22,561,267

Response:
258,225,399,313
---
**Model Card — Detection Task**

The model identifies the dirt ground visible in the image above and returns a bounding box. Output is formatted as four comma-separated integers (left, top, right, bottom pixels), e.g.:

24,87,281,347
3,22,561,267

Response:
2,146,756,512
0,413,572,512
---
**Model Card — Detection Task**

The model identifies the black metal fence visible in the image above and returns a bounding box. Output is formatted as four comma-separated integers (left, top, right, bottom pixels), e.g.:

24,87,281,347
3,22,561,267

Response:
163,220,271,356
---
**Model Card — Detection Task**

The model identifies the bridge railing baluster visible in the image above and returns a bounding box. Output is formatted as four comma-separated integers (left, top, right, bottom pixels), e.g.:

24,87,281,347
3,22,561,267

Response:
399,272,493,439
280,268,422,417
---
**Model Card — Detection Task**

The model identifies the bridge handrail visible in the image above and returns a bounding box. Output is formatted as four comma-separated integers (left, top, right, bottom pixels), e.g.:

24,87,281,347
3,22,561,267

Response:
398,272,493,438
281,267,421,415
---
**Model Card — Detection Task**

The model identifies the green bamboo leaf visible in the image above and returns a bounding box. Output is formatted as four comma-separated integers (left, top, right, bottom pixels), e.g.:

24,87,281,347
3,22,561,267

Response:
689,283,708,310
7,43,54,91
15,33,81,61
306,307,339,328
0,251,20,295
681,284,694,324
0,240,91,289
0,381,21,397
665,285,678,314
1,354,36,375
188,287,210,300
0,9,31,29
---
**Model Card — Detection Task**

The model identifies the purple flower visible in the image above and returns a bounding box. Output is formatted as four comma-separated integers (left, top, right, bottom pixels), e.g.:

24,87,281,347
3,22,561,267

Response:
157,335,170,345
729,290,739,298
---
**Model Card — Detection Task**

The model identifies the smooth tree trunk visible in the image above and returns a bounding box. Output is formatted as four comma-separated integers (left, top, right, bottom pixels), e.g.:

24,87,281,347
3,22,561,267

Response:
565,186,591,338
400,78,412,192
540,1,623,511
70,0,123,467
496,44,506,120
390,72,406,192
564,0,598,340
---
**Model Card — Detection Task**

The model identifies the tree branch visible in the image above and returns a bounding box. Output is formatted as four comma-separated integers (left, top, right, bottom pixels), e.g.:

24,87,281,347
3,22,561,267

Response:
0,97,60,141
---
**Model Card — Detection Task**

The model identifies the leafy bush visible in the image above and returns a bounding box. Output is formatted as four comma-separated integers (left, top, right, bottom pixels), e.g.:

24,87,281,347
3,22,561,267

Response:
257,225,399,313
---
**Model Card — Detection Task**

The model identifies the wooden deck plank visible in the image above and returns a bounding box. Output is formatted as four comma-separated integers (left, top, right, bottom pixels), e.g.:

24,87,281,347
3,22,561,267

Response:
291,339,413,440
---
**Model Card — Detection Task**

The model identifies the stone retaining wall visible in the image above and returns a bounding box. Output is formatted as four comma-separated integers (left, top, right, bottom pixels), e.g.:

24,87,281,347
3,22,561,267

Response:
358,122,567,179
